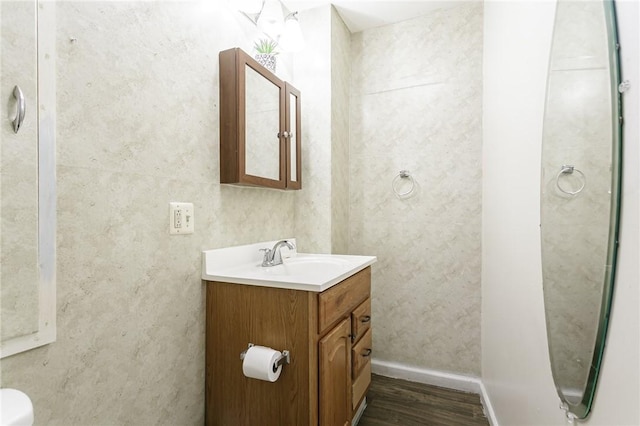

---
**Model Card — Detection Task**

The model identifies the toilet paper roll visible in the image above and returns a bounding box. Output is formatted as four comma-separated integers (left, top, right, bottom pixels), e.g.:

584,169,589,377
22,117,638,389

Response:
242,345,283,382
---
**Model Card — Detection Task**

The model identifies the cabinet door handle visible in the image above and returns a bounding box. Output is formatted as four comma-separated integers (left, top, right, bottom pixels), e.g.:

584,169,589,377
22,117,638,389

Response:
361,315,371,323
12,85,26,133
362,348,372,357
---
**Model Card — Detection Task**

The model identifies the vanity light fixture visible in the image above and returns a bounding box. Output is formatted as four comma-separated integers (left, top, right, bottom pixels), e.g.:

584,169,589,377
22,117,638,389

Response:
279,12,304,52
239,0,305,53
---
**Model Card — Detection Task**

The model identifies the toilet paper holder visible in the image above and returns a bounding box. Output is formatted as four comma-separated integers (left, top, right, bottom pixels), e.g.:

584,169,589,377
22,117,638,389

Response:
240,343,291,372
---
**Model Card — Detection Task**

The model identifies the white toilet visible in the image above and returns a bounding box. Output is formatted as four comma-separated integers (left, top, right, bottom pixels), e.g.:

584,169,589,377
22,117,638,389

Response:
0,389,34,426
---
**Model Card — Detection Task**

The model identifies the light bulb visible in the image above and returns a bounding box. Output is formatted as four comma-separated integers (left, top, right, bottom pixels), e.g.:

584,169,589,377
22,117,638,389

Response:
279,14,305,52
257,0,284,38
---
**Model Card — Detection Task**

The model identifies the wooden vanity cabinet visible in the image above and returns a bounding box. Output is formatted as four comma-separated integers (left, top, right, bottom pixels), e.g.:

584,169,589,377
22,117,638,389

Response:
219,48,301,190
205,267,372,426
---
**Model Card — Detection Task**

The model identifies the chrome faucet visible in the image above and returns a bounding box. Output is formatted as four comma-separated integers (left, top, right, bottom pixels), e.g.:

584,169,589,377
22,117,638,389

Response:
260,240,296,267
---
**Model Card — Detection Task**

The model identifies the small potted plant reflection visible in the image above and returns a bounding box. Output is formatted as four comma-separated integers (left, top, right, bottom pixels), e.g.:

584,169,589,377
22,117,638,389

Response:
254,38,278,73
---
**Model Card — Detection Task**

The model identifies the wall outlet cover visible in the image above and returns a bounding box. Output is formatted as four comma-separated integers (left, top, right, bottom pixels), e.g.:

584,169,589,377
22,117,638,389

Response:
169,202,194,235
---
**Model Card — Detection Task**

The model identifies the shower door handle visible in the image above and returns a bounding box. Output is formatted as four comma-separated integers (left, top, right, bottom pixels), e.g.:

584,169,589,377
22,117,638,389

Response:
12,85,26,133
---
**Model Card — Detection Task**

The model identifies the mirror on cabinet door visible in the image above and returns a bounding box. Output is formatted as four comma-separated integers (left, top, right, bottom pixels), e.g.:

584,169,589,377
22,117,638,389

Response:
244,65,282,182
219,48,301,190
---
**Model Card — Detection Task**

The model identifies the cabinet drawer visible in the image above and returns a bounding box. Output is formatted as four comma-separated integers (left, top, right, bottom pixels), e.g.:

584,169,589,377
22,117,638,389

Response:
352,362,371,411
318,267,370,334
351,329,372,379
351,298,371,344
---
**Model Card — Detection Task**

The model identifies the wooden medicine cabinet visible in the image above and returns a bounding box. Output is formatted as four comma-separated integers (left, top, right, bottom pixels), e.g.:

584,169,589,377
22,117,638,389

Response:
219,48,301,190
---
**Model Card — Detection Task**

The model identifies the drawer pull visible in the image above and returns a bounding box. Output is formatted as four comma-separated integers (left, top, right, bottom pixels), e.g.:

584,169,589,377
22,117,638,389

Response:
362,348,372,357
12,85,26,133
361,315,371,323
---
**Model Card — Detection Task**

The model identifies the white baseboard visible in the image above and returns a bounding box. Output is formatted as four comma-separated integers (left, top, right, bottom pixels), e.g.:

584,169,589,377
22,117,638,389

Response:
352,397,367,426
477,378,499,426
371,359,499,426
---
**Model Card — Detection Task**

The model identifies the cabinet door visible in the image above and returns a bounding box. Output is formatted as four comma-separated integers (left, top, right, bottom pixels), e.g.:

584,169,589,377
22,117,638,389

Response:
319,318,351,426
284,83,301,190
1,0,56,358
243,61,285,186
219,48,286,189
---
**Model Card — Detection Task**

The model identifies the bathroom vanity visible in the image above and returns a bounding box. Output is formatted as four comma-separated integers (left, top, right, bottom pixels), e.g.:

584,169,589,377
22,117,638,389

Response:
202,241,376,425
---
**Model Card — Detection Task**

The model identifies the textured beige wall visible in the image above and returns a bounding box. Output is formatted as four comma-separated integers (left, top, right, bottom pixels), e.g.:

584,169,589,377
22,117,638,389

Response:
349,2,483,375
330,8,351,255
293,5,350,255
1,2,298,424
293,6,332,254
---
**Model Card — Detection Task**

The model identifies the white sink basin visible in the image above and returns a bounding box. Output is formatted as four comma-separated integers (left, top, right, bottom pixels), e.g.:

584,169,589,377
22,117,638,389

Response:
263,255,351,276
0,389,33,426
202,240,376,292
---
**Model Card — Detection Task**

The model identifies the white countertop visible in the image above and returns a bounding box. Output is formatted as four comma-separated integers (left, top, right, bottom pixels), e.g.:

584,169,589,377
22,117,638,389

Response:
202,239,376,292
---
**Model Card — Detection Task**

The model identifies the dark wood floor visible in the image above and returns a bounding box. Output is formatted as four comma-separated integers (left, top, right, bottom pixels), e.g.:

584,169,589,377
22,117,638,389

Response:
358,374,490,426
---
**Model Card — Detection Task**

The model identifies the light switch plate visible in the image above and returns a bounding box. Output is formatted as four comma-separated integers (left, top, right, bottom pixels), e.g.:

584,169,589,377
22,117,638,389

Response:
169,202,194,235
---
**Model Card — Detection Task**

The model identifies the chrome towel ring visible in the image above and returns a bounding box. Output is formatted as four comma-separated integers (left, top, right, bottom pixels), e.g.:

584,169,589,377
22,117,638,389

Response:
392,170,415,197
556,165,586,196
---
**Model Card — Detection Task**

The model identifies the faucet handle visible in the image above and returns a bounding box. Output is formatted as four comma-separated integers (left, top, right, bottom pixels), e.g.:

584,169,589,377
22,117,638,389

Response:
259,248,272,265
